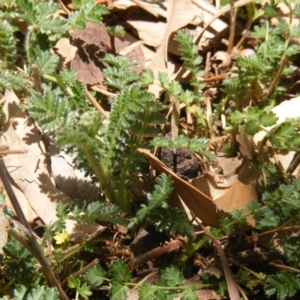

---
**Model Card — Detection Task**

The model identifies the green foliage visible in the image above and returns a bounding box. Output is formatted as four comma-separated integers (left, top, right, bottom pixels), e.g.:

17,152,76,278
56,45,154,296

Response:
236,268,266,290
158,266,184,286
107,25,126,37
284,236,300,269
28,51,166,211
137,267,200,299
265,271,300,300
68,277,92,300
84,265,106,286
152,135,215,162
159,29,206,127
0,67,29,92
108,260,132,283
3,239,40,288
69,0,109,29
28,89,69,132
35,51,59,76
128,174,194,238
249,178,300,230
230,107,278,134
2,0,300,299
69,260,201,300
0,19,16,68
16,0,66,39
0,285,59,300
173,29,205,93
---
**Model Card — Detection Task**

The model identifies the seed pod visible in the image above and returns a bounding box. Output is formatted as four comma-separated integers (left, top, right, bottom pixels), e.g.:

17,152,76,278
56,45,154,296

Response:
211,51,232,70
239,48,255,57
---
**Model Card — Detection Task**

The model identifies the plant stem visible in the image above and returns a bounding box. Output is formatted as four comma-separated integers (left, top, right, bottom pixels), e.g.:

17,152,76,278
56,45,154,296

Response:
73,142,117,204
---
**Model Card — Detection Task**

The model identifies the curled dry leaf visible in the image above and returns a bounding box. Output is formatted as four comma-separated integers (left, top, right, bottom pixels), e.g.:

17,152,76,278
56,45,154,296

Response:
139,149,219,226
1,90,73,229
140,148,258,227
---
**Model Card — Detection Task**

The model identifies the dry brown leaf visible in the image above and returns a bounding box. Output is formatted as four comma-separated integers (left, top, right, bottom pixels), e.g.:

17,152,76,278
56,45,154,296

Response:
164,0,196,60
190,175,231,199
123,43,145,75
147,0,195,97
127,21,166,48
214,161,258,226
141,148,258,226
139,149,219,226
71,22,145,88
237,126,253,159
70,22,111,88
49,145,99,202
217,155,243,177
1,90,74,231
114,0,167,18
0,208,7,255
54,37,77,67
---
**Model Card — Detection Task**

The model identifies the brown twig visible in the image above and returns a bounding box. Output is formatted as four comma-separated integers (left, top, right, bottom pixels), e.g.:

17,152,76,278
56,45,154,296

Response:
269,261,300,274
128,238,186,270
227,2,236,54
266,58,289,99
85,88,110,121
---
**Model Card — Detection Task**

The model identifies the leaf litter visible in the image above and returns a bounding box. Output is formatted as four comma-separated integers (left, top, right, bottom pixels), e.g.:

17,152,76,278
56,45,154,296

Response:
1,0,300,299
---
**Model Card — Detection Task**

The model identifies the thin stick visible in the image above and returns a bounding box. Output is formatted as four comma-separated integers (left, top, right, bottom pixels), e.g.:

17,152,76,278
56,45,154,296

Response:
191,212,240,300
0,158,70,300
128,238,186,270
85,88,110,121
227,2,236,54
269,262,300,274
62,259,99,286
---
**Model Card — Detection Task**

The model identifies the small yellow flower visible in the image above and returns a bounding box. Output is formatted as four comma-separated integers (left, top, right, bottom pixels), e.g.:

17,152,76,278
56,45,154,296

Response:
53,229,69,245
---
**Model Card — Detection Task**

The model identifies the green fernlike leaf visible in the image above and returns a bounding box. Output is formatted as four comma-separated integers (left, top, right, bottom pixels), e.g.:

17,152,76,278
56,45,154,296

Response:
138,284,153,300
265,271,300,299
147,174,173,210
68,3,109,30
229,111,245,124
27,286,59,300
13,285,28,300
108,260,132,283
84,265,106,286
181,286,198,300
107,25,126,37
0,20,17,68
259,111,278,127
159,266,184,287
36,51,59,75
244,120,261,135
0,69,29,91
77,283,92,300
28,89,69,132
108,283,130,300
268,121,297,150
